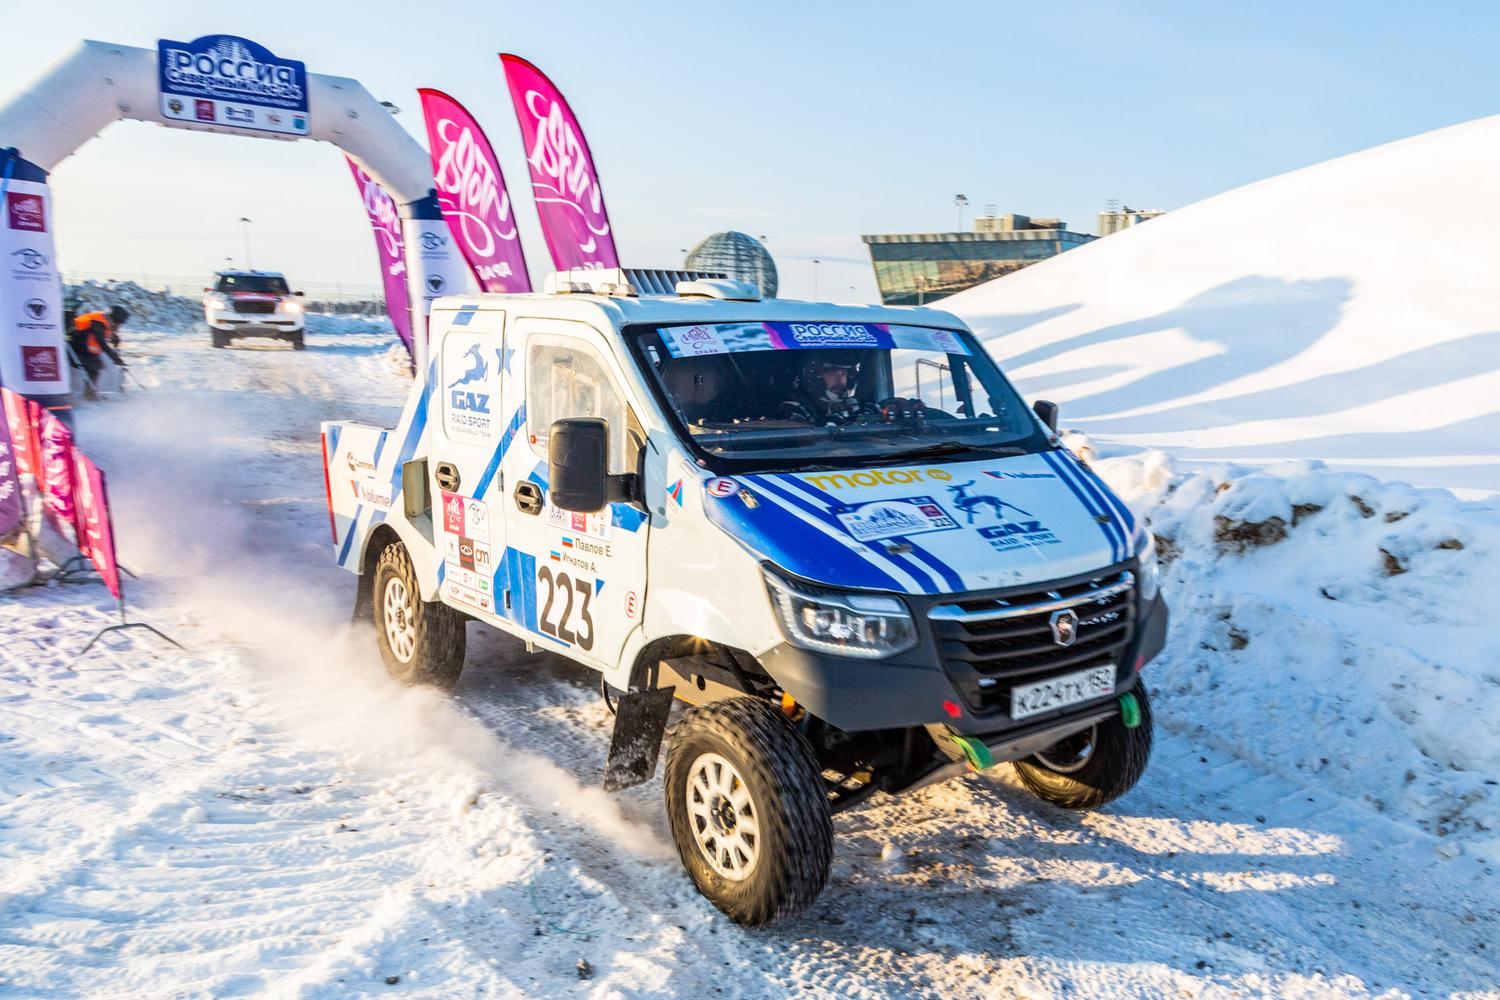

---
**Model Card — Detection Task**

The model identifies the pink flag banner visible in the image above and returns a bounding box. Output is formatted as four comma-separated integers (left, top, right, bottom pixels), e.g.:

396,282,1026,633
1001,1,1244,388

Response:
0,407,22,538
73,451,120,600
346,158,414,357
499,55,619,272
37,407,82,554
1,387,39,483
418,89,531,293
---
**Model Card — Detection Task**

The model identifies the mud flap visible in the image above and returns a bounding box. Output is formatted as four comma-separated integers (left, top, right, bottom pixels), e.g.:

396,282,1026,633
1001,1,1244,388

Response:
603,687,675,792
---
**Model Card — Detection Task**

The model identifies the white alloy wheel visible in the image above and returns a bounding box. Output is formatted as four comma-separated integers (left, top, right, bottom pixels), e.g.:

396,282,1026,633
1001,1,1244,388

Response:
685,751,761,881
382,577,417,663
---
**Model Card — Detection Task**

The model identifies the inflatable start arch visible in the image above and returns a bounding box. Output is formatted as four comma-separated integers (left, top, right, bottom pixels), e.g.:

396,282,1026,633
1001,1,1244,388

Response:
0,35,469,409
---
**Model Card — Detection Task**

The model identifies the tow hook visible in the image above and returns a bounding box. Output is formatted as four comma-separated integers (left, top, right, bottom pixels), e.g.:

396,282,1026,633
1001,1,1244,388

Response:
950,734,995,772
1118,691,1142,729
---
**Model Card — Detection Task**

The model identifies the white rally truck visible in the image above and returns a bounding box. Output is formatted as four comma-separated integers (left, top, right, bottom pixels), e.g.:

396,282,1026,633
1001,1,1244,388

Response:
322,269,1168,925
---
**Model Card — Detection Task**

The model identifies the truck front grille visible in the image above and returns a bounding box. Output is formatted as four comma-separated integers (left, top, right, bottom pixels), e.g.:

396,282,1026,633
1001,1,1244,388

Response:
232,299,277,315
929,571,1136,716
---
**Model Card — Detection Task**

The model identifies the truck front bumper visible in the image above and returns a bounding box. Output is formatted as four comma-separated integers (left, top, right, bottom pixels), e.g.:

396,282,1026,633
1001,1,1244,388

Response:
758,565,1168,737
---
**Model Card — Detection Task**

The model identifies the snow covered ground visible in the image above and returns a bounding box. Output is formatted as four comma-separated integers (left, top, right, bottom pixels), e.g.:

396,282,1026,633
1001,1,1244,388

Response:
2,323,1496,998
946,115,1500,499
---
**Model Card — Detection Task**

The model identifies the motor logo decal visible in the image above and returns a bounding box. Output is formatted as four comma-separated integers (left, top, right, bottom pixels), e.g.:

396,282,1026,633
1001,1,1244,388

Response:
802,467,952,491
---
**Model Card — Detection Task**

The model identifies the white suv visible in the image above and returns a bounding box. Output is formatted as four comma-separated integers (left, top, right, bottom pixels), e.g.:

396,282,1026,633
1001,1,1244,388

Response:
204,270,305,350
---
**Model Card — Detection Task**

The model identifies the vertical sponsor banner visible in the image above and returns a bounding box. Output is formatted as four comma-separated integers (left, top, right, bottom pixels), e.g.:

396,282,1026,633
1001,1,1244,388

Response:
0,407,22,538
417,89,532,293
345,158,413,358
0,152,68,397
73,451,121,600
401,203,470,374
37,408,82,553
1,387,41,483
498,55,619,272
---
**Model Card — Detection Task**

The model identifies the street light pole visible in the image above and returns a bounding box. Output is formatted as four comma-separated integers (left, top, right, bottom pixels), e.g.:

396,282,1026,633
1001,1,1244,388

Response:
238,217,254,270
812,259,821,300
954,194,969,232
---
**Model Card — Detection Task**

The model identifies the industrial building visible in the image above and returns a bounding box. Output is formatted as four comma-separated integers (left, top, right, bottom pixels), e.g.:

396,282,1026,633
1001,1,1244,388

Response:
861,213,1096,306
1097,205,1166,235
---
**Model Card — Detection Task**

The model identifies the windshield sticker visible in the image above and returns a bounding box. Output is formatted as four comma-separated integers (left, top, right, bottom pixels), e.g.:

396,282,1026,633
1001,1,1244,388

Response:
659,322,971,359
834,496,960,543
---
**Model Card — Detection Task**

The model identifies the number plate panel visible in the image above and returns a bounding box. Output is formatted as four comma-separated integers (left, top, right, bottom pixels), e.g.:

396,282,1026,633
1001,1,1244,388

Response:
1010,664,1115,721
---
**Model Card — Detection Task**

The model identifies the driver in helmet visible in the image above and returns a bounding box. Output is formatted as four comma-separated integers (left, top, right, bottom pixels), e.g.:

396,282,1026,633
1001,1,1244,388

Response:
780,353,877,425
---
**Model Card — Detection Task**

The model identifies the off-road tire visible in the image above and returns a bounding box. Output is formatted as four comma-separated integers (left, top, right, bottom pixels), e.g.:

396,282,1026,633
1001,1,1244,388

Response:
371,541,466,690
211,330,230,349
290,332,306,351
664,697,833,926
1012,685,1154,810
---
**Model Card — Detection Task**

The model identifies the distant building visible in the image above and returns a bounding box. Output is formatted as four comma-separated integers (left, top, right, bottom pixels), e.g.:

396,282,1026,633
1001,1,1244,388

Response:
1097,206,1166,236
861,213,1096,306
684,231,778,298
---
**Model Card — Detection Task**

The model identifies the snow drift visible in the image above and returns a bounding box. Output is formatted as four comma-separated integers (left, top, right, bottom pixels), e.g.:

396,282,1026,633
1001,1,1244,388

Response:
947,115,1500,498
1100,454,1500,857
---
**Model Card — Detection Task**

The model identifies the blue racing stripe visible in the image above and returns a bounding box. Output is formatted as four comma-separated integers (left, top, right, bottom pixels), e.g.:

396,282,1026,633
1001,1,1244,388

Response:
1054,452,1130,559
889,535,967,592
754,475,937,593
773,475,956,592
1040,450,1120,562
473,403,527,499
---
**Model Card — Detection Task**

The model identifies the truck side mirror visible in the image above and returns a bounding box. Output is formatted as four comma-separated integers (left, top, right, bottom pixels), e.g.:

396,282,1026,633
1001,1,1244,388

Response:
295,290,305,296
550,418,610,512
1033,399,1059,435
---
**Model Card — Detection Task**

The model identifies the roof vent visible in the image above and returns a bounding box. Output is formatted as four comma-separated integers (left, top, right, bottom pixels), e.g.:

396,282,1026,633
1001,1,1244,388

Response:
674,278,762,301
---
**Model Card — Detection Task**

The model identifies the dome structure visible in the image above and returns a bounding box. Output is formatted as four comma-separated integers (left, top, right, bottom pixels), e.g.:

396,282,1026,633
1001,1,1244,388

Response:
684,231,778,298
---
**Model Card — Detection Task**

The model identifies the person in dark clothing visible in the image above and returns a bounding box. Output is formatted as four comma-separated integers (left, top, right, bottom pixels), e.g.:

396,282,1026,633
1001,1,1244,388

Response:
779,354,878,425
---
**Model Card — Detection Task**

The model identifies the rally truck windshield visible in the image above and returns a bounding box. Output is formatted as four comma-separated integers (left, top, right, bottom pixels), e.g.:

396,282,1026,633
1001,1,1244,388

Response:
216,274,290,294
628,321,1048,469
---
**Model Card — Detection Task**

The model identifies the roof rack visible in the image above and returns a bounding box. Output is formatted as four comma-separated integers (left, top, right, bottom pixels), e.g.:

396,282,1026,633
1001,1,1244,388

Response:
543,267,729,297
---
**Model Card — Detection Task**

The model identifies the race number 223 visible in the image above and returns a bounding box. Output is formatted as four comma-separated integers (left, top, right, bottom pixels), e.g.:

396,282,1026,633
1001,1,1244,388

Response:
537,566,594,650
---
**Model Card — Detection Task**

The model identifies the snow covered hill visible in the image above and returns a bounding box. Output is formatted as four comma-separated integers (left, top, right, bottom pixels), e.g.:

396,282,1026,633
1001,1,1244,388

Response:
946,115,1500,498
2,326,1497,997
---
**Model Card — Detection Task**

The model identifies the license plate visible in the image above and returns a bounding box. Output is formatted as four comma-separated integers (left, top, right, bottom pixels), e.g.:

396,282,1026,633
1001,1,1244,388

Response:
1011,664,1115,721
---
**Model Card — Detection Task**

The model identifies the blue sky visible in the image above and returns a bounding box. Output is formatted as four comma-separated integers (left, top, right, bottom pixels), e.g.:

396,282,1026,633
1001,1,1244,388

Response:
6,1,1498,300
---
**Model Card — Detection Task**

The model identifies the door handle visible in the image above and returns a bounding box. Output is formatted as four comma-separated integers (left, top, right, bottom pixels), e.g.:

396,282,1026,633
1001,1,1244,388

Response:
435,462,461,493
513,480,544,515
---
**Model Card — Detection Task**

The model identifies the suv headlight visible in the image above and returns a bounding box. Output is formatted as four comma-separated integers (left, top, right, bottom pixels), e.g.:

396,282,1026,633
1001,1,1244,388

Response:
206,292,229,309
763,568,917,659
1136,531,1161,602
281,300,302,313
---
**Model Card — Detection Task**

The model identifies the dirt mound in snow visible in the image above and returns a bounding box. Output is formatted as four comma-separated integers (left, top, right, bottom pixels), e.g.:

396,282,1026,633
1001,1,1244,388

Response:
946,115,1500,497
1103,453,1500,857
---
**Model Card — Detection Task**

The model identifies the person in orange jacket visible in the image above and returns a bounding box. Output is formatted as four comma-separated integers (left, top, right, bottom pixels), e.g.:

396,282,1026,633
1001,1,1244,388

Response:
68,305,128,397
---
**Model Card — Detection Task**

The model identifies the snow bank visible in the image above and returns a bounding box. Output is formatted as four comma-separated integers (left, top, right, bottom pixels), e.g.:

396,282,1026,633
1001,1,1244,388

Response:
66,280,394,337
1102,453,1500,856
946,115,1500,497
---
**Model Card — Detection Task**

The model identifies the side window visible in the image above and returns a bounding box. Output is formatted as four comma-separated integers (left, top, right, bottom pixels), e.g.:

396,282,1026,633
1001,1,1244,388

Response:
527,338,632,474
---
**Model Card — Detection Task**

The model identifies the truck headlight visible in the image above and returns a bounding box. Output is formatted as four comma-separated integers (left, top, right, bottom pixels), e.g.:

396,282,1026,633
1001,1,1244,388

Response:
282,300,302,313
1136,531,1161,602
763,568,917,659
206,293,229,310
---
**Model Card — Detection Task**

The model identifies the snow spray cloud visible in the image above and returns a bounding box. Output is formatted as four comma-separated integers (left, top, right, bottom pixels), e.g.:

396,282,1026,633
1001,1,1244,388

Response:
345,158,414,359
96,387,663,857
418,89,532,293
498,55,619,272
